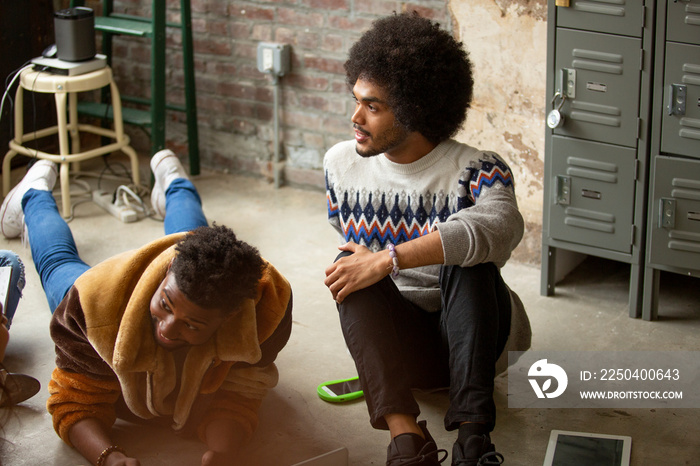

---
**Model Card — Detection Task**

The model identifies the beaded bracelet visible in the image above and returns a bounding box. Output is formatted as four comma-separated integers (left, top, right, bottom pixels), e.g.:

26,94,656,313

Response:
96,445,126,466
387,243,400,278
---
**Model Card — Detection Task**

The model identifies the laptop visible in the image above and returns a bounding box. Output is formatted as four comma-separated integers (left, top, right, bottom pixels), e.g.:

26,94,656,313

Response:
291,447,349,466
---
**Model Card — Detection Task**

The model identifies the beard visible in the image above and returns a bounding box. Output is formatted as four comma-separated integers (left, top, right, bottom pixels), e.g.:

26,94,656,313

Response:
354,123,409,158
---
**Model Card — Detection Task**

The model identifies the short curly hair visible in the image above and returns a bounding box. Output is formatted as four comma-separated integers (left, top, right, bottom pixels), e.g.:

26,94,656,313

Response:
171,224,264,314
345,12,474,144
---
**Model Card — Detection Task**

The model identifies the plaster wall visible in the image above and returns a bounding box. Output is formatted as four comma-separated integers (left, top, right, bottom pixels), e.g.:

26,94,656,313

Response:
450,0,548,264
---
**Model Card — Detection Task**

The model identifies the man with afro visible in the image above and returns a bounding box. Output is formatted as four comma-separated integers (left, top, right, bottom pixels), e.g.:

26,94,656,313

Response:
0,150,292,466
323,11,531,466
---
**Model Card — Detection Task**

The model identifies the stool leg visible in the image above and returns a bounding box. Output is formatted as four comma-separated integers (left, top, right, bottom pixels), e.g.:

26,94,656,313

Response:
54,93,71,218
68,92,81,154
2,150,18,197
13,85,24,144
55,93,70,157
68,92,81,173
122,145,141,189
4,85,24,196
59,162,71,218
110,80,125,140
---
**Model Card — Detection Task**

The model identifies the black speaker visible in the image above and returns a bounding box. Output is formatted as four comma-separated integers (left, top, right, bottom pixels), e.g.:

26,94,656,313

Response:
54,6,96,62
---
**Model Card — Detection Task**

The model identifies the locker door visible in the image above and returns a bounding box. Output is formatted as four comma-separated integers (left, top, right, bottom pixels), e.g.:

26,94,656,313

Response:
666,0,700,46
648,156,700,271
660,42,700,159
554,29,642,148
556,0,644,38
549,136,637,253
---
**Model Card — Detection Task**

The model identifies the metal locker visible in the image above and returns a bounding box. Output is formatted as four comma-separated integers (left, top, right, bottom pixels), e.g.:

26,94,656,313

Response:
549,136,637,253
648,156,700,271
553,28,643,148
660,42,700,158
666,0,700,46
556,0,645,38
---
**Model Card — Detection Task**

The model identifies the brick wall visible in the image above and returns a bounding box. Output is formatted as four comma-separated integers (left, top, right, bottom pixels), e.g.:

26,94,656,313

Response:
106,0,454,189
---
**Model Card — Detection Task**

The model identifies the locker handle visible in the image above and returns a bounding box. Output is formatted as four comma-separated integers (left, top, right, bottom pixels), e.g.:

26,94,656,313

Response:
689,212,700,222
582,189,602,200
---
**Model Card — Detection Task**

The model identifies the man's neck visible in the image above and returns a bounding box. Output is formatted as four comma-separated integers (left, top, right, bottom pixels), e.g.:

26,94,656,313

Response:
384,132,438,164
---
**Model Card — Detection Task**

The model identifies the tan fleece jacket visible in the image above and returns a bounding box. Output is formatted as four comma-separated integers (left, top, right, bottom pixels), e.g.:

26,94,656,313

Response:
47,233,292,446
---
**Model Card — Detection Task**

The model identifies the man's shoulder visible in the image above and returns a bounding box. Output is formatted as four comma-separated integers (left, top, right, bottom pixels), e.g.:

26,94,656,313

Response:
324,140,355,163
439,140,510,171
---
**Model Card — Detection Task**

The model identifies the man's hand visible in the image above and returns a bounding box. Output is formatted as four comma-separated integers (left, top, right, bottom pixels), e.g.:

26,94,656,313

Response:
102,452,141,466
202,418,245,466
201,450,230,466
324,242,391,303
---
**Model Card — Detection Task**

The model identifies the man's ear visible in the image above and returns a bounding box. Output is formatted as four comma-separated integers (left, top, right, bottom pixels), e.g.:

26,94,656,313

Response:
167,258,174,272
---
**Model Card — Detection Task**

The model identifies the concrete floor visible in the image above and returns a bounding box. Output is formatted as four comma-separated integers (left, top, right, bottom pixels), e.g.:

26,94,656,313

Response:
0,155,698,466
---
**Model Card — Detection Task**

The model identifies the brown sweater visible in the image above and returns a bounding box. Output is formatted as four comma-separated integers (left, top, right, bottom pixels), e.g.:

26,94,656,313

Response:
47,233,292,446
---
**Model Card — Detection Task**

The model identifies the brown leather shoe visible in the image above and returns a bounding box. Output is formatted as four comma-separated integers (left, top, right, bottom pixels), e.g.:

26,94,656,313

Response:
0,369,41,407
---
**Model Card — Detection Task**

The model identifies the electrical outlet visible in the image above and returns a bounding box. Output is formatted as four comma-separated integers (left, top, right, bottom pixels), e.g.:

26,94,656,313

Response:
262,48,274,71
257,42,291,77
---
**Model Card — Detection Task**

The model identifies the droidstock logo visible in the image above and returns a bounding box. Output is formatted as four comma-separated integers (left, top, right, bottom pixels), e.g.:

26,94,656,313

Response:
528,359,568,399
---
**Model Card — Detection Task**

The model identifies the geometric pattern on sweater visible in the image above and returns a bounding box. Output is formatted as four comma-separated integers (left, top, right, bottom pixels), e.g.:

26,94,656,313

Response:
326,151,515,250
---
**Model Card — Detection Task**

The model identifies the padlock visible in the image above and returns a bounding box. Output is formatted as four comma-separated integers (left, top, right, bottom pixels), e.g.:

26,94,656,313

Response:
547,109,564,129
555,0,571,7
547,93,566,129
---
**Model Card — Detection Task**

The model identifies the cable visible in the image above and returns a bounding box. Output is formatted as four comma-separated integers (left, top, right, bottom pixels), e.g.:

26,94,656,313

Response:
0,63,33,125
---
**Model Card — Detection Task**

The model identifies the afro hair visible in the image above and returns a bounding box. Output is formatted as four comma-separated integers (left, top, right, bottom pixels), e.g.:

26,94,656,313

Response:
171,224,264,314
345,12,474,144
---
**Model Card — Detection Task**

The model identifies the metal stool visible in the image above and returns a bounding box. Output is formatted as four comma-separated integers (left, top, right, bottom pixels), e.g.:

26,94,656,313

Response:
2,65,140,218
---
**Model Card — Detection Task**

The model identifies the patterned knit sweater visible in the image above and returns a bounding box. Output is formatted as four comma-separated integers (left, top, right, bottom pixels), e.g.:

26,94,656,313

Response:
324,139,525,312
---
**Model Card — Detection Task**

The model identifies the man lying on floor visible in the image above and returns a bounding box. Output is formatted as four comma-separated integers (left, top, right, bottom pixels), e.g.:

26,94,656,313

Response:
0,151,293,466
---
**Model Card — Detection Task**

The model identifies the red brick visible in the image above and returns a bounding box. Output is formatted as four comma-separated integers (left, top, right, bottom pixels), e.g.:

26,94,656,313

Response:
321,34,344,53
303,132,326,150
194,37,233,56
230,100,257,119
355,0,400,16
230,22,251,40
300,0,349,11
277,8,325,28
250,24,273,41
328,14,374,31
274,28,297,45
402,4,444,19
323,114,353,135
286,74,330,91
298,31,320,50
298,94,330,112
205,19,230,36
233,42,257,60
228,4,275,21
282,110,324,131
303,55,345,75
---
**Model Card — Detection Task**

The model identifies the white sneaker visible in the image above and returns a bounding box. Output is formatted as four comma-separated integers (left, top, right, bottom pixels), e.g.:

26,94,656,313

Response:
1,160,58,238
150,149,189,218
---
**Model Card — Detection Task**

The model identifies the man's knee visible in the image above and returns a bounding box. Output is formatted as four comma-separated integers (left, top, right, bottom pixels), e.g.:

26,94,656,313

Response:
334,250,353,262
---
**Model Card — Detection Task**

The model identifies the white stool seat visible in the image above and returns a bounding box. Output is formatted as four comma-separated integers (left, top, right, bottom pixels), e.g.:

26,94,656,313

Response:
2,65,140,217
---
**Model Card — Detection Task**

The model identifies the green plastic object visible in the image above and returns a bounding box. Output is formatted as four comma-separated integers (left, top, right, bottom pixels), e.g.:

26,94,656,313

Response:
317,376,364,403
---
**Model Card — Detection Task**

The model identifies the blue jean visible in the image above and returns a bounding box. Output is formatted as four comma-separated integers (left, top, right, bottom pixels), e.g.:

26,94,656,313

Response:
0,250,26,329
23,178,207,313
336,253,511,432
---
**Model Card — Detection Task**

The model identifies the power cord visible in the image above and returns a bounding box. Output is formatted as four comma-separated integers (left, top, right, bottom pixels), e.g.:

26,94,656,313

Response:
0,63,33,128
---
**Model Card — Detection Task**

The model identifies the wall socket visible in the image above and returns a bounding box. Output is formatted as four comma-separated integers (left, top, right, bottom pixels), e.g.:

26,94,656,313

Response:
257,42,291,77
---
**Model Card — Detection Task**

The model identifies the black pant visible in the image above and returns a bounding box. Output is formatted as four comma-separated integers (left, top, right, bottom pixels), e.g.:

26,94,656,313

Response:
336,256,510,432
